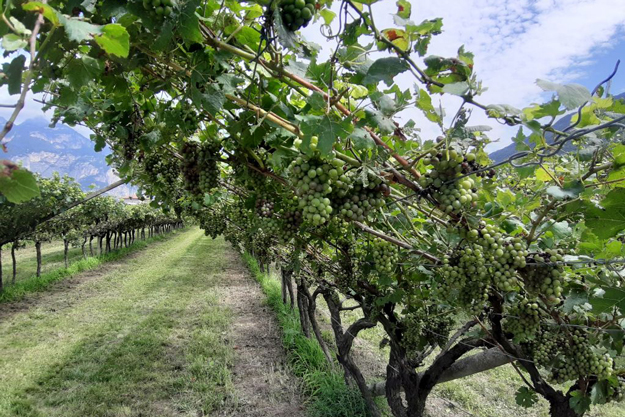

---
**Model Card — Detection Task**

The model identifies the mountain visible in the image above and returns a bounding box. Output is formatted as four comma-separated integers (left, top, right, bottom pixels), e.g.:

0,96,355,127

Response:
1,116,134,198
489,92,625,163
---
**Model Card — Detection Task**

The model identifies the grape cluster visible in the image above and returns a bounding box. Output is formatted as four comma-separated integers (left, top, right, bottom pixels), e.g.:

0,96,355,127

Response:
370,239,400,276
180,140,220,196
280,197,303,235
504,298,541,342
256,198,275,218
259,217,282,238
199,206,226,239
529,329,614,383
521,249,566,304
401,309,454,358
438,224,529,312
419,148,486,214
143,153,180,192
289,154,348,226
279,0,316,31
338,172,387,222
141,0,174,20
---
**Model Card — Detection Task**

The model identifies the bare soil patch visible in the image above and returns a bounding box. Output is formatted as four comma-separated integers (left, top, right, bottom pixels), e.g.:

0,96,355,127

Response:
218,247,305,417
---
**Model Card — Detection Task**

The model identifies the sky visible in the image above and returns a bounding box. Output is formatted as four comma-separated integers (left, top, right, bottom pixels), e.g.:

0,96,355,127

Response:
1,0,624,150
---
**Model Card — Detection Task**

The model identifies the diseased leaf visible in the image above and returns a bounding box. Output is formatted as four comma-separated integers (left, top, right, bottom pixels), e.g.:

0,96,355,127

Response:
396,0,411,19
381,28,409,52
22,2,60,26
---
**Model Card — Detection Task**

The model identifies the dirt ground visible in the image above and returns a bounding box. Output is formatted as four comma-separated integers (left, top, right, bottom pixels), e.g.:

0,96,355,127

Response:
217,245,306,417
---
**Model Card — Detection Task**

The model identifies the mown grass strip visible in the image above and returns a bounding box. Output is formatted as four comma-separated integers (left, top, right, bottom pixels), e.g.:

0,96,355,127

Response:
242,253,373,417
0,232,178,304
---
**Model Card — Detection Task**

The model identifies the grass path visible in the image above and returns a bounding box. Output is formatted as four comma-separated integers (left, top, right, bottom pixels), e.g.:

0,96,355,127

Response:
0,228,236,417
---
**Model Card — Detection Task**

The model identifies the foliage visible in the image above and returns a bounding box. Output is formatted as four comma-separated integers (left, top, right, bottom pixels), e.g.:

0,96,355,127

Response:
1,1,624,416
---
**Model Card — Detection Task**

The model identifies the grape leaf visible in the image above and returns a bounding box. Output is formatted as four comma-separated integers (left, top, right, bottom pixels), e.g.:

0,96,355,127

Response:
545,181,583,200
58,15,100,42
1,33,27,51
94,24,129,57
590,287,625,314
363,57,410,86
515,386,538,408
6,55,26,95
583,188,625,238
416,88,441,124
442,81,469,96
536,79,591,110
349,127,375,151
569,390,591,415
0,165,41,203
300,115,352,156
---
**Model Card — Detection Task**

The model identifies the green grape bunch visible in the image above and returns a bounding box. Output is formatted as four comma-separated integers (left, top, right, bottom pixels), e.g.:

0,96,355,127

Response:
279,0,316,31
438,224,529,312
142,153,180,194
400,309,454,360
338,171,387,222
141,0,175,20
370,238,400,276
504,297,542,342
288,153,349,226
521,249,568,304
419,148,490,214
528,328,614,384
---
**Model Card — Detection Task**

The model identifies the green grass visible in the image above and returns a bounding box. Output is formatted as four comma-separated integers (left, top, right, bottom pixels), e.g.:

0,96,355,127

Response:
2,240,87,286
0,232,176,303
241,254,376,417
0,228,235,417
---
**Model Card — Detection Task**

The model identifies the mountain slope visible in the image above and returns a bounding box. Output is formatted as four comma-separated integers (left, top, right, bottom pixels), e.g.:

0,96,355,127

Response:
490,92,625,163
1,117,133,197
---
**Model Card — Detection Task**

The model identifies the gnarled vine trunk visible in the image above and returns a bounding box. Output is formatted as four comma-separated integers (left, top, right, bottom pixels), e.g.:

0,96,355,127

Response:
11,242,17,284
0,244,4,293
35,241,42,278
63,238,69,268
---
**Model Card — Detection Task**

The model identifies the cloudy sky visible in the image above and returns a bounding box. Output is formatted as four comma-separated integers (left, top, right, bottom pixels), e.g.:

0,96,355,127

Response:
303,0,625,150
2,0,625,150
